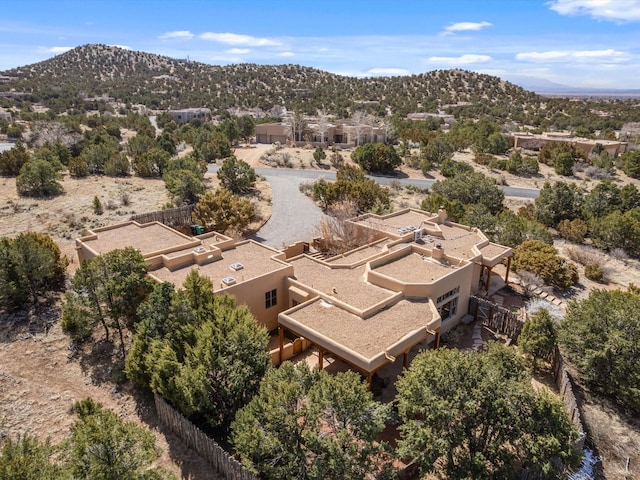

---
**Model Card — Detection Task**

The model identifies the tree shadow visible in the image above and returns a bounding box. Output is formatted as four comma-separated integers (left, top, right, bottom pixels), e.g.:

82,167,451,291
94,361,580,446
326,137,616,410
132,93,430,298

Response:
0,299,61,343
76,338,122,386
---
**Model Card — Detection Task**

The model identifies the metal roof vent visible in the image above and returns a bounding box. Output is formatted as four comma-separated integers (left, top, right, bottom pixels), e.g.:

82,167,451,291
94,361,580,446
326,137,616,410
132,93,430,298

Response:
222,276,236,285
230,262,244,271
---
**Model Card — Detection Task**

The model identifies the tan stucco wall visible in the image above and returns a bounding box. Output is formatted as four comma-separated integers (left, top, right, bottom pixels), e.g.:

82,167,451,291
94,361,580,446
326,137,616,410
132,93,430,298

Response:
223,268,294,332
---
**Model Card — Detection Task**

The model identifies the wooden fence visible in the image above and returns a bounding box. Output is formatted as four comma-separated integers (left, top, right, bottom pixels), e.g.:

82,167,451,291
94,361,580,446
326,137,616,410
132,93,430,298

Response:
470,296,586,475
469,295,525,341
551,347,586,451
131,204,194,227
154,394,259,480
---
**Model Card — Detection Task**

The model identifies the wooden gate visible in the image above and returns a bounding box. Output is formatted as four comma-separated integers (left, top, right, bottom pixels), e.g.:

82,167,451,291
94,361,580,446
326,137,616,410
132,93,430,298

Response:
469,295,524,341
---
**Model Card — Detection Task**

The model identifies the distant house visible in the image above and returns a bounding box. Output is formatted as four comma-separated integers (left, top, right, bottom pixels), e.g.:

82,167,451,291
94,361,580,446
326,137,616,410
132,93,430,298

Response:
512,131,627,157
75,207,513,382
168,107,211,124
255,123,291,144
255,119,388,147
0,110,12,123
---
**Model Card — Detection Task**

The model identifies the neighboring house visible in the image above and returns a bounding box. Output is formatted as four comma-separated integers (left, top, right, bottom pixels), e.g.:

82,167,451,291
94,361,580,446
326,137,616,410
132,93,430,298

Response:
512,131,627,157
168,107,211,124
75,208,512,383
255,123,291,144
255,120,388,147
0,110,12,122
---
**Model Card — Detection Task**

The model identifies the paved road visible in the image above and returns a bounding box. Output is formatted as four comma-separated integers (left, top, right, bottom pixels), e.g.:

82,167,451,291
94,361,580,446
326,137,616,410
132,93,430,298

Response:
249,167,540,199
208,165,540,247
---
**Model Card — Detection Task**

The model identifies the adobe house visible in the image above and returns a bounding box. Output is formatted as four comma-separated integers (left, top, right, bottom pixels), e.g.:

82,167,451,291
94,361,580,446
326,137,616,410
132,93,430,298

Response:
168,107,211,124
512,131,627,157
75,208,512,381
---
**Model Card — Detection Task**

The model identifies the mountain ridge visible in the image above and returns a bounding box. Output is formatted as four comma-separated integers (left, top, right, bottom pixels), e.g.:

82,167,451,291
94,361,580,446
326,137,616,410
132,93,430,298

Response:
0,44,540,117
2,44,638,130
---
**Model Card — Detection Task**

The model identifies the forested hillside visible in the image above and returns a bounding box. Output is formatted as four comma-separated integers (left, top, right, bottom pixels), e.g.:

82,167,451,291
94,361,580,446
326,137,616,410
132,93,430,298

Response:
1,44,636,131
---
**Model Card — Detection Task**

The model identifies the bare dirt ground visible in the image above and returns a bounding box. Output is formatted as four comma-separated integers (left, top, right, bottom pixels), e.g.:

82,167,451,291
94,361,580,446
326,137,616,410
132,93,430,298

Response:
2,144,640,478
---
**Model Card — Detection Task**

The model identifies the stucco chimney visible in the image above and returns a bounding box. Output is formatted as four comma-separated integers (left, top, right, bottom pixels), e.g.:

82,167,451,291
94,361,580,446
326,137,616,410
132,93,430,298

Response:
437,207,447,224
432,243,444,260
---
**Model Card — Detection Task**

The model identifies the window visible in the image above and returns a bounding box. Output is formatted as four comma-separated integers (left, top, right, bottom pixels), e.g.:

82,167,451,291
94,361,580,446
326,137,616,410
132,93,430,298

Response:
436,286,460,321
265,289,277,309
437,286,459,305
438,297,458,321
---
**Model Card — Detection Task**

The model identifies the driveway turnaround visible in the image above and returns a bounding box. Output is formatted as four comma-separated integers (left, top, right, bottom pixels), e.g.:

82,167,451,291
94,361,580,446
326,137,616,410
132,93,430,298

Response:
207,165,540,247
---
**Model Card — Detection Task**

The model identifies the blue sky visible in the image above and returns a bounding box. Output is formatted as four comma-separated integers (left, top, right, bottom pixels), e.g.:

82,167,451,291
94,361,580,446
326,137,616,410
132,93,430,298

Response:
2,0,640,89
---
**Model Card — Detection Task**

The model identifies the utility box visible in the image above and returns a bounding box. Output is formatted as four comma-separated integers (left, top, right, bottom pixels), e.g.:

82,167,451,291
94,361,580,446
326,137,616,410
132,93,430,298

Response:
191,224,205,235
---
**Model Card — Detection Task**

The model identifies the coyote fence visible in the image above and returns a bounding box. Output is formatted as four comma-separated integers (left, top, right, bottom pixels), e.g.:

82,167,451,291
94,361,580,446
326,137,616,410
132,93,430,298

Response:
469,295,524,341
131,204,194,227
154,393,258,480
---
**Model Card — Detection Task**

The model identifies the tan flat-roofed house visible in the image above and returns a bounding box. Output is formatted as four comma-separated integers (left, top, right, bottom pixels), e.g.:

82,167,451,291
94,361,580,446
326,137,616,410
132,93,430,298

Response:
75,207,513,382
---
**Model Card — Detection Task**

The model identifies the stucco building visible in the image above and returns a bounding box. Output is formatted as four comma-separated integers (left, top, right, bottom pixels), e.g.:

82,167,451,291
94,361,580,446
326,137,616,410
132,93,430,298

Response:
512,131,627,157
75,208,512,382
168,108,211,124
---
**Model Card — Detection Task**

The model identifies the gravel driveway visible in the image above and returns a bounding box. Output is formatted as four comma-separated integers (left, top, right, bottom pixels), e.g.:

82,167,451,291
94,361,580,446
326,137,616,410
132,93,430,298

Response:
250,173,329,249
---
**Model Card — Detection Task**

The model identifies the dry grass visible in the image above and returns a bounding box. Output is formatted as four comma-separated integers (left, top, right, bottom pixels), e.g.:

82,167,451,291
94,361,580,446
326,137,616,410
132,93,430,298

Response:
582,401,640,480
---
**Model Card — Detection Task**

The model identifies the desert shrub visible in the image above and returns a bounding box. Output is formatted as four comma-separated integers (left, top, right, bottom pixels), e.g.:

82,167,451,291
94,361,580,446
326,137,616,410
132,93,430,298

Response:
473,152,494,166
16,159,64,198
520,309,558,369
488,158,508,171
513,240,578,289
564,246,604,266
405,153,421,169
557,218,588,243
92,196,103,215
584,166,614,180
68,157,89,177
584,263,604,281
329,150,344,169
554,152,575,176
559,289,640,414
439,158,473,178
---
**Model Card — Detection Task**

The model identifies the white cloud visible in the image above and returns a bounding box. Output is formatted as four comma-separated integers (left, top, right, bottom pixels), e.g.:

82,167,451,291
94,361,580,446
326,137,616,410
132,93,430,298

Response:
108,44,131,50
364,67,411,76
517,48,629,63
548,0,640,21
159,30,194,40
277,51,295,57
426,54,493,65
444,21,492,34
228,48,250,54
41,46,74,54
199,32,281,47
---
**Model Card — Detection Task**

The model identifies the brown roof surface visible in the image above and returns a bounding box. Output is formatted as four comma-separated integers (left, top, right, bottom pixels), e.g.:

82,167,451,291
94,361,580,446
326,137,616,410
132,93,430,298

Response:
83,222,194,256
479,243,511,260
150,241,287,288
353,210,435,236
432,224,484,258
284,298,435,359
325,239,393,266
373,251,463,283
290,256,395,309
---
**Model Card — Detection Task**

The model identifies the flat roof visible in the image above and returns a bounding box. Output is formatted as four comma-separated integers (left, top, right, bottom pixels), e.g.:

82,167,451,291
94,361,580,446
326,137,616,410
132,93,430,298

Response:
435,224,485,258
289,256,395,310
324,238,394,266
280,298,438,373
81,222,195,257
149,241,288,289
373,251,463,283
353,210,436,236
